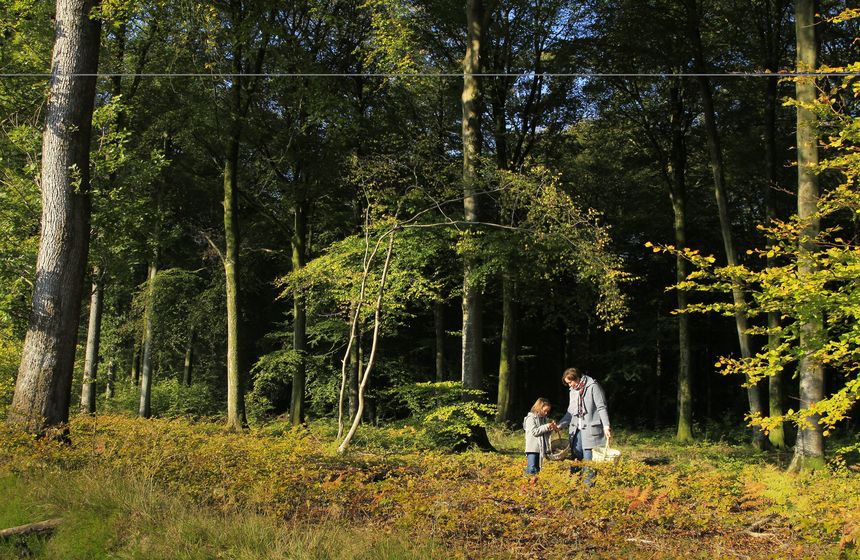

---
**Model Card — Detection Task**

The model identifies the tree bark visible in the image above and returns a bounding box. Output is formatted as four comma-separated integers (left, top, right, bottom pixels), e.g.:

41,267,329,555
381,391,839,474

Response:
104,359,115,399
7,0,101,433
496,270,516,424
461,0,487,390
764,68,786,450
789,0,824,472
223,125,244,431
138,259,157,418
434,300,446,381
289,199,307,425
130,345,140,386
182,326,194,386
684,0,765,448
349,328,360,421
0,519,62,539
80,273,103,413
338,234,395,453
668,80,694,442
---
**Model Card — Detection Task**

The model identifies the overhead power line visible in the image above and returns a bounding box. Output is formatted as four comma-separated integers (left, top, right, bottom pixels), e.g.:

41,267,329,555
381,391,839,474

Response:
0,71,855,78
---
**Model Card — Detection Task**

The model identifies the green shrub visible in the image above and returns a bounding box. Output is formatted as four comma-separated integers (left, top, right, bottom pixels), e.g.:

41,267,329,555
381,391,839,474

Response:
387,382,496,451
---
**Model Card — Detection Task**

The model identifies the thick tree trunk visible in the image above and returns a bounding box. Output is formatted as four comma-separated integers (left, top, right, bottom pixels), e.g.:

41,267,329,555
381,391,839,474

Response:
461,0,487,390
138,260,157,418
668,81,694,442
496,270,516,424
80,274,103,413
789,0,824,472
7,0,101,433
434,301,446,381
182,326,194,386
289,200,307,425
684,0,765,448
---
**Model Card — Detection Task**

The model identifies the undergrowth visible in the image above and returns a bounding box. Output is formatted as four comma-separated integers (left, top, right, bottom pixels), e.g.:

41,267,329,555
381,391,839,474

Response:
0,414,857,559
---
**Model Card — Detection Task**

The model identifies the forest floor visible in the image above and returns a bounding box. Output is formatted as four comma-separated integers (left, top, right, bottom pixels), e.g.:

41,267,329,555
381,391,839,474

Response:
0,414,858,559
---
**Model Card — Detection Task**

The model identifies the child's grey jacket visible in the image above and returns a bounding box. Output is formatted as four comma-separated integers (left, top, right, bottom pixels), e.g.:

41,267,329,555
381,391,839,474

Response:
523,412,554,459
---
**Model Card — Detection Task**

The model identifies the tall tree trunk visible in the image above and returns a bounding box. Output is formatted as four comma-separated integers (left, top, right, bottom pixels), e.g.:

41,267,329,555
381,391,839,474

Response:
434,301,446,381
223,125,244,431
182,326,194,387
138,259,157,418
7,0,101,433
80,273,103,413
764,71,787,450
684,0,765,448
668,80,694,442
789,0,824,472
289,199,307,425
461,0,487,390
496,270,516,424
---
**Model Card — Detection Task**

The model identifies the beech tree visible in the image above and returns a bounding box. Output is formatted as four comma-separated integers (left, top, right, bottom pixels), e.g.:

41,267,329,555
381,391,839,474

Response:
7,0,101,433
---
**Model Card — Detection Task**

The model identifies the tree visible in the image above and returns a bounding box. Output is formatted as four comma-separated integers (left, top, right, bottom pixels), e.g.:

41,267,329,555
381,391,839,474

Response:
652,20,859,468
683,0,766,448
7,0,101,433
788,0,823,471
461,0,490,390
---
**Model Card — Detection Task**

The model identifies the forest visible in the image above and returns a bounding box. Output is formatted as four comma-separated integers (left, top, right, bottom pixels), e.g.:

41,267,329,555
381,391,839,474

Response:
0,0,859,558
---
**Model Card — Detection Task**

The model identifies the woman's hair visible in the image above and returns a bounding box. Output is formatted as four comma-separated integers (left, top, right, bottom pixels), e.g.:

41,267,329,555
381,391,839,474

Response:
562,367,582,383
530,397,552,414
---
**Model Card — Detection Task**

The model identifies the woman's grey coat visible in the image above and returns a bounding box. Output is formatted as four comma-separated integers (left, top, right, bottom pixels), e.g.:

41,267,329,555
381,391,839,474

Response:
557,375,611,450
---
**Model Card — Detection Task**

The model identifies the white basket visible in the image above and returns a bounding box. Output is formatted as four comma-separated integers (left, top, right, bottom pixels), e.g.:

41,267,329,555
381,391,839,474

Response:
592,442,621,463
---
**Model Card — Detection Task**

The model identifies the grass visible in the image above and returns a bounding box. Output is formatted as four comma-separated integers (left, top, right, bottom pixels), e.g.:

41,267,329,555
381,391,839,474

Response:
0,471,451,560
0,414,858,559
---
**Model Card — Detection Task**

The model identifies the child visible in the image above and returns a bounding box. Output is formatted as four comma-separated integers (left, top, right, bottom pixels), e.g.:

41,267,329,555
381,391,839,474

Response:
524,398,558,484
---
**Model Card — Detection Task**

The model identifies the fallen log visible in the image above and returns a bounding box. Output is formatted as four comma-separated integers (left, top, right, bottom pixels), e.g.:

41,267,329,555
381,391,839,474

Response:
0,519,62,539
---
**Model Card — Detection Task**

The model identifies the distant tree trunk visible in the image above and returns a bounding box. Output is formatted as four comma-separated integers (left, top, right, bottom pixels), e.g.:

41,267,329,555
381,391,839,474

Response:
80,273,103,413
789,0,824,472
290,199,307,425
496,270,516,424
138,259,157,418
764,68,786,450
654,328,662,428
461,0,487,390
182,326,194,387
684,0,765,448
104,360,115,399
130,345,140,386
668,79,694,442
7,0,101,433
434,301,446,381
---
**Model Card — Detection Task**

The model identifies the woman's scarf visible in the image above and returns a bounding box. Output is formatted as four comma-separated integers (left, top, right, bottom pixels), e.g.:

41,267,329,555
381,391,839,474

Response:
573,377,587,418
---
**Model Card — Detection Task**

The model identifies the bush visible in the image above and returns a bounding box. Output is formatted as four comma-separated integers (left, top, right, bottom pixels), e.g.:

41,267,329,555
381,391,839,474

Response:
0,332,21,418
99,377,222,418
387,382,496,451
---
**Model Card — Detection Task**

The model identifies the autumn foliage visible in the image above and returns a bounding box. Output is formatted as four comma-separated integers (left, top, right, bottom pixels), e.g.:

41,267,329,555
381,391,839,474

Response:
1,415,857,558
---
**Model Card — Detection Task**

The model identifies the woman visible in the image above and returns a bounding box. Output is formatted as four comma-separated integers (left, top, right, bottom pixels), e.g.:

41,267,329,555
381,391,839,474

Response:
557,367,611,483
